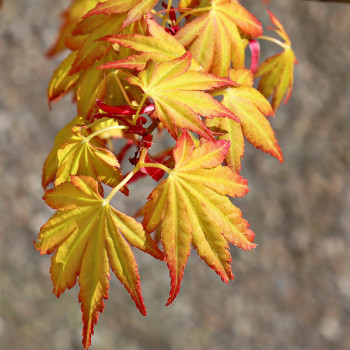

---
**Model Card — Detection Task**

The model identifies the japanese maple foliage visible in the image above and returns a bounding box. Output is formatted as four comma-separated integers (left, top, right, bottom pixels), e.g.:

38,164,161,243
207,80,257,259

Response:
37,0,296,348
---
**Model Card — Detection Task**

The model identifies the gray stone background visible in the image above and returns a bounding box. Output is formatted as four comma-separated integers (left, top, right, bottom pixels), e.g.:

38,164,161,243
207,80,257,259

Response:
1,0,349,349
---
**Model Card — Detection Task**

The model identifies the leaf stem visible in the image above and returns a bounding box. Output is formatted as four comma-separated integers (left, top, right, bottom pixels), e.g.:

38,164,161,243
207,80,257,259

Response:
151,10,172,25
139,147,148,163
133,94,149,123
151,9,163,18
175,7,211,25
114,71,135,109
257,35,290,50
104,148,148,205
139,162,171,174
84,125,127,143
104,165,140,205
161,0,173,27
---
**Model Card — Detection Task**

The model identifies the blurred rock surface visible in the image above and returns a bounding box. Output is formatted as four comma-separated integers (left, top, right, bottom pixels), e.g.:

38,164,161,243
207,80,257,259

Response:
1,0,349,349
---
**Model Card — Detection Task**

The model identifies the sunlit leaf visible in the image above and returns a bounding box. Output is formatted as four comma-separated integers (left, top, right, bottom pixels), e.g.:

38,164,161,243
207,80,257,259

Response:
55,127,123,188
46,0,102,56
42,116,84,189
47,51,82,104
127,52,238,139
99,16,201,71
48,50,141,118
84,0,158,29
176,0,263,76
255,10,297,110
143,132,255,305
218,69,283,169
70,13,126,74
36,176,163,349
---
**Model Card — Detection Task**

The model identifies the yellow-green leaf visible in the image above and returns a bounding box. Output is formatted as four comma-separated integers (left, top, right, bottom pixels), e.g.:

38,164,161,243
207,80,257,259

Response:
36,176,163,349
84,0,158,29
220,69,283,165
143,132,254,305
47,51,82,104
46,0,103,56
255,10,297,110
127,53,238,140
175,0,262,76
42,116,84,189
255,48,296,111
70,13,126,74
55,127,123,187
206,116,244,173
48,49,123,119
100,17,201,71
90,117,124,139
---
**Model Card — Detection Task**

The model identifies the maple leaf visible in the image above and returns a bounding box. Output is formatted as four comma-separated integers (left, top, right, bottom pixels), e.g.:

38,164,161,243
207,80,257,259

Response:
255,10,297,111
55,126,123,188
175,0,263,76
35,176,163,349
69,13,126,74
206,114,244,173
99,16,201,71
179,0,199,8
143,132,255,305
46,0,102,56
89,117,125,139
75,58,110,118
211,69,283,171
48,50,142,118
42,116,84,189
127,52,238,140
67,0,158,73
84,0,158,29
47,51,83,104
47,50,113,115
74,51,146,118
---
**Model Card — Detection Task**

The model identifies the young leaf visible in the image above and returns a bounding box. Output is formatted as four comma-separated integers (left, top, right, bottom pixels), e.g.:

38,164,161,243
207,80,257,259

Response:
48,50,141,118
219,69,283,167
99,16,201,71
42,116,84,189
47,51,82,104
175,0,263,75
179,0,199,8
206,115,244,173
143,132,255,305
90,117,125,139
35,176,163,349
69,13,126,74
55,127,123,188
84,0,158,29
46,0,102,56
76,60,108,118
66,4,150,74
127,52,238,140
255,10,297,110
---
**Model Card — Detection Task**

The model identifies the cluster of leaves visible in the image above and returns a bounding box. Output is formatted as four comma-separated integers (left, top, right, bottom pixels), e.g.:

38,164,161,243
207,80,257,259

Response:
36,0,296,348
